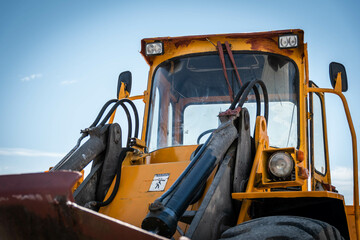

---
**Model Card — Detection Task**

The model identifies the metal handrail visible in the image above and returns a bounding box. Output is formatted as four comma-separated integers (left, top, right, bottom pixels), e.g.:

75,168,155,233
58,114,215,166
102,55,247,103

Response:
307,73,359,239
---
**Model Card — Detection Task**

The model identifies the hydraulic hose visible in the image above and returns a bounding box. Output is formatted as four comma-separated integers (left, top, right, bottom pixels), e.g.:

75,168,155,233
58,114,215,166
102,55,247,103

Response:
100,100,129,126
99,100,136,147
252,84,261,119
55,97,139,171
229,81,251,109
230,79,269,124
90,99,118,128
238,80,268,116
196,129,215,145
158,136,212,203
124,99,140,139
52,99,119,170
100,99,139,139
102,101,132,147
92,147,134,208
121,105,132,147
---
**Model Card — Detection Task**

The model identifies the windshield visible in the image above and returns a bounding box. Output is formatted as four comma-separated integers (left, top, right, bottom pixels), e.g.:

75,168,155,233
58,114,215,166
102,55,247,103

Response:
147,53,298,152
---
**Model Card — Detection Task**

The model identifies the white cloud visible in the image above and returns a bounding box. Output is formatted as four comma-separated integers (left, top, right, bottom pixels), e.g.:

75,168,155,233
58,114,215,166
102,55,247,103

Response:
331,166,359,204
0,166,9,172
332,167,353,181
60,80,78,85
0,148,64,158
21,73,43,82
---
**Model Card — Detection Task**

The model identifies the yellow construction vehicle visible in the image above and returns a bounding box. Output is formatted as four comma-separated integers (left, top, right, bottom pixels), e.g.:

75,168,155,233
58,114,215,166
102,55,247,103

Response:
0,29,358,240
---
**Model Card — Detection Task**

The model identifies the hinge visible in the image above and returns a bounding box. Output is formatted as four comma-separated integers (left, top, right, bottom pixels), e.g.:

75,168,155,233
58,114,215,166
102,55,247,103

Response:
307,112,312,120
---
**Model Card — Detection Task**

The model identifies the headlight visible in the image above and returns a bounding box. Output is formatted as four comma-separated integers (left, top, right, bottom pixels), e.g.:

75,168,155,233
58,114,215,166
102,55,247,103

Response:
268,152,294,178
278,35,298,49
145,42,163,56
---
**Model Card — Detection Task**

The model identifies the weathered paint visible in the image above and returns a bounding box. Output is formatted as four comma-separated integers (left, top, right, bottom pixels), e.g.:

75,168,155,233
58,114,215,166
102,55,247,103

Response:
136,29,357,238
0,172,166,240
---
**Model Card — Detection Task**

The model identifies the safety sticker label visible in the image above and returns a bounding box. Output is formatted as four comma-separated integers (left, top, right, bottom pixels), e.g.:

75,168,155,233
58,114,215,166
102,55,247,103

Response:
149,173,170,192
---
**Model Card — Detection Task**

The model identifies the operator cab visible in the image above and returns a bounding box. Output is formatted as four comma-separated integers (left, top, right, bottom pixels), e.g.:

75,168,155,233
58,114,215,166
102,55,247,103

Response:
146,52,298,152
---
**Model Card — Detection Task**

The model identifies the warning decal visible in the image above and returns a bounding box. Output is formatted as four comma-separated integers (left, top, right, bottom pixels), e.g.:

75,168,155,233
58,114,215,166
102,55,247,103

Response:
149,173,170,192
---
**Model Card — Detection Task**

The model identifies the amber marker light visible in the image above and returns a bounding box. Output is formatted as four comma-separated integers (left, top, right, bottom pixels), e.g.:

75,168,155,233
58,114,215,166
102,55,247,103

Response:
296,150,305,162
298,166,309,179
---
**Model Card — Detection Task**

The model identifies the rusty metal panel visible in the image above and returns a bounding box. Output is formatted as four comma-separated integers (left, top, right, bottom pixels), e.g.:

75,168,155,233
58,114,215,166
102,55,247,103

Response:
0,172,167,240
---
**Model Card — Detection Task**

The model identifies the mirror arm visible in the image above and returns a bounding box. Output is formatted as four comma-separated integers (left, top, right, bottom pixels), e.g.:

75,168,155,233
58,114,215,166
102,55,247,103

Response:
108,88,145,124
334,72,343,94
128,95,145,101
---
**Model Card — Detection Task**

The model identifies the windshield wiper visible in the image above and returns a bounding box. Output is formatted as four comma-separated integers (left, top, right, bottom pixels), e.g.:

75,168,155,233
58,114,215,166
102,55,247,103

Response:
217,41,244,102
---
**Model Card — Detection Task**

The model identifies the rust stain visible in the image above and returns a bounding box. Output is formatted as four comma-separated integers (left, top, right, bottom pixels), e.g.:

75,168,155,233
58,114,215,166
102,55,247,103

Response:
246,37,294,55
172,37,208,48
174,39,193,48
218,107,241,117
301,53,305,64
140,30,304,65
141,29,303,44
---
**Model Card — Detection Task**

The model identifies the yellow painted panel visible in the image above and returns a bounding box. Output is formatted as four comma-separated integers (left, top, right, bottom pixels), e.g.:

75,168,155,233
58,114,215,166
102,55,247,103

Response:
232,191,344,201
345,205,358,240
99,161,190,228
149,145,198,163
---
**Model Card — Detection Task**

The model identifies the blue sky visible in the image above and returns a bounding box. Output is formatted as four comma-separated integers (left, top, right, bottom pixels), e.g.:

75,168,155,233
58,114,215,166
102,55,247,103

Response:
0,0,359,203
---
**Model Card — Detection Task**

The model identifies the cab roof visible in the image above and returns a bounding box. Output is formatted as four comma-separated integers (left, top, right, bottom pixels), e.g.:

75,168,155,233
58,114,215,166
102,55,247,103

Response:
140,29,304,65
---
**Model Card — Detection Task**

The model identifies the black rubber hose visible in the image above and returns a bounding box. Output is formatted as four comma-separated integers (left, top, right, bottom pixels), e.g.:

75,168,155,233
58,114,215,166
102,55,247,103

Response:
238,80,268,124
237,80,260,108
252,84,261,118
59,97,139,166
196,129,216,145
120,104,132,148
99,101,134,147
90,99,118,128
55,98,139,171
99,101,132,138
229,80,261,119
100,100,127,126
99,99,139,139
122,99,140,139
230,80,268,124
94,147,134,207
52,100,118,170
260,81,269,124
229,81,251,110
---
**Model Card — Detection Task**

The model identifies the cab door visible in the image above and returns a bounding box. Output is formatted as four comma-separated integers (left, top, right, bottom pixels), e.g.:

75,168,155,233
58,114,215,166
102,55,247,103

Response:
308,82,331,190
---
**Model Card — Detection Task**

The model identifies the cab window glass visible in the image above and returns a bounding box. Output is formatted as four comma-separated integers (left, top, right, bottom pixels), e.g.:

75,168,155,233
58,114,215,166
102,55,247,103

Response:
148,88,160,151
313,93,327,174
147,53,298,152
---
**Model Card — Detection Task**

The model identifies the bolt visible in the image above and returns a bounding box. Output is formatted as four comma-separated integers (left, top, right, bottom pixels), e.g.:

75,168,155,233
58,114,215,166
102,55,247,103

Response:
149,201,164,212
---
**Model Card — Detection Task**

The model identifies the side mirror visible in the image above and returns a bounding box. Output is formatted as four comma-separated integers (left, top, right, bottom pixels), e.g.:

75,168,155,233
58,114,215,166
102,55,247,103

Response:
117,71,132,97
329,62,348,92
